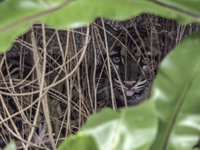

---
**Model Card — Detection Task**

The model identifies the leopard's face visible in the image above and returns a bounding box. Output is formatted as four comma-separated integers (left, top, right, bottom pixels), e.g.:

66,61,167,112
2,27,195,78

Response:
96,26,157,107
109,39,151,106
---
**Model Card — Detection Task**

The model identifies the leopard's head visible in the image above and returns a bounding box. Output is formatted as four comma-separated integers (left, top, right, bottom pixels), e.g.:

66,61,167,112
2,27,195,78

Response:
97,24,157,107
109,39,151,106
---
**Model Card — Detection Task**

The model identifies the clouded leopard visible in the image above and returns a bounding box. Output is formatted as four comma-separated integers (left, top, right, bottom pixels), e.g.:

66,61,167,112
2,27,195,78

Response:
96,23,160,107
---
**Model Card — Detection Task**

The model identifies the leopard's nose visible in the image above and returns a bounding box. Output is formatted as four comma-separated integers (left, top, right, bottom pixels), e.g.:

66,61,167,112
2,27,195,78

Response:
123,80,136,87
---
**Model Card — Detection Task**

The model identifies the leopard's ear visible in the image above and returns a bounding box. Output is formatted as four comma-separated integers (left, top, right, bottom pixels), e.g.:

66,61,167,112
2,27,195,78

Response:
103,23,119,36
94,19,119,42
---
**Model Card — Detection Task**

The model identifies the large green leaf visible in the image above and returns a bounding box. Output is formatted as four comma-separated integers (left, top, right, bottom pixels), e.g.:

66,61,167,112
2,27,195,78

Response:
150,0,200,23
58,101,157,150
150,33,200,150
0,0,200,53
58,134,98,150
3,141,16,150
151,0,200,19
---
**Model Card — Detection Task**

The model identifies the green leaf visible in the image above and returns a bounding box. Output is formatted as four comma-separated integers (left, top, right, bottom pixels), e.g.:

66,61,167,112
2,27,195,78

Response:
150,0,200,23
0,0,48,53
0,0,69,53
3,141,16,150
1,0,200,53
152,0,200,18
60,101,157,150
0,0,47,27
58,134,98,150
150,33,200,150
0,24,31,53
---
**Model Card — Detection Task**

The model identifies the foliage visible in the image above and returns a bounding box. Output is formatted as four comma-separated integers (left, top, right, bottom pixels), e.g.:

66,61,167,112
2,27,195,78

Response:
0,0,200,53
150,33,200,150
58,101,157,150
2,141,16,150
58,134,98,150
0,0,200,150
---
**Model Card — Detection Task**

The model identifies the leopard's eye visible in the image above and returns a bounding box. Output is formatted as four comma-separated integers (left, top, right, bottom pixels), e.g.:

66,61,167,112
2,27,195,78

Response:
111,55,121,64
142,58,148,64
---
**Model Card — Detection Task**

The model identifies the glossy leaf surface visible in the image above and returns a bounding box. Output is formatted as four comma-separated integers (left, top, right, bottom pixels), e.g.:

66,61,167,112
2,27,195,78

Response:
153,0,200,17
150,33,200,150
58,134,98,150
58,101,157,150
3,141,16,150
1,0,200,53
